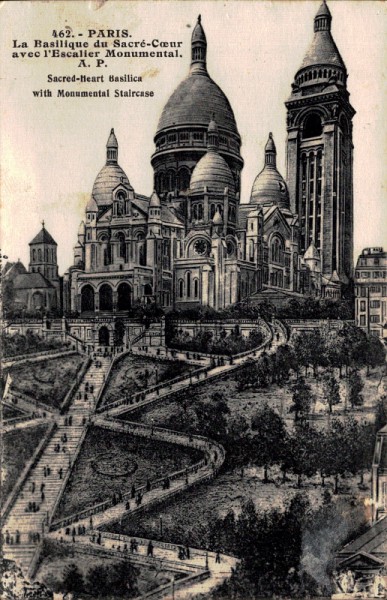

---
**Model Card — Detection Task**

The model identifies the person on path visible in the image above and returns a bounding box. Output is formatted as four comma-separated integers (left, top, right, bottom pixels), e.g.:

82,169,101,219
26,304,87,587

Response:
40,483,45,492
58,468,63,479
31,481,35,493
216,550,221,564
147,541,154,557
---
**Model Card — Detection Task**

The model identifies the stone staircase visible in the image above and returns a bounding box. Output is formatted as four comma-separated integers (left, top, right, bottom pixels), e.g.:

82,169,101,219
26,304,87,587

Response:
2,356,111,577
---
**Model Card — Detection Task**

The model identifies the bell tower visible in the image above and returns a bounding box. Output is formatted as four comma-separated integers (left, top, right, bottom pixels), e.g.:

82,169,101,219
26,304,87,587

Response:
285,1,355,283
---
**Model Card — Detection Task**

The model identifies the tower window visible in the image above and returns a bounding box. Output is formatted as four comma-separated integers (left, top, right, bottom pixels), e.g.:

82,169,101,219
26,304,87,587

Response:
303,114,323,139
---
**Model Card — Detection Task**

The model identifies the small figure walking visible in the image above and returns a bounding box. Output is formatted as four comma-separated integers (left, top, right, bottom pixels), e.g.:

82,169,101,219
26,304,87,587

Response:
147,540,154,557
216,550,221,564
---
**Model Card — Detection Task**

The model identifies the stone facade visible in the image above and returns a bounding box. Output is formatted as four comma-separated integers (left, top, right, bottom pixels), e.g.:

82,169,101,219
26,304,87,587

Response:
63,2,353,314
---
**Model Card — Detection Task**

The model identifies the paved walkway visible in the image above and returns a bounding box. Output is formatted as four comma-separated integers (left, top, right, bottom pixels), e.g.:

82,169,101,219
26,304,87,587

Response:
2,356,111,576
3,319,287,597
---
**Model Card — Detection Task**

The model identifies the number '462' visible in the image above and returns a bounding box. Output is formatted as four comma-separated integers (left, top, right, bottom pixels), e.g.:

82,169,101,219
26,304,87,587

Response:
52,29,72,38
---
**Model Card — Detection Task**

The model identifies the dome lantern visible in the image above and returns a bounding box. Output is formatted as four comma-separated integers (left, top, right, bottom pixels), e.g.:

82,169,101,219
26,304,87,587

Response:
191,15,207,74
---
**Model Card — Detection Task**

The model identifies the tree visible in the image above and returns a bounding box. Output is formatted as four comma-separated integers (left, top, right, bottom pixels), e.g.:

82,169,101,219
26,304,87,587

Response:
365,336,386,375
273,344,298,384
321,370,341,414
251,404,287,482
323,420,348,494
289,376,313,422
287,424,319,487
62,563,84,594
347,369,364,409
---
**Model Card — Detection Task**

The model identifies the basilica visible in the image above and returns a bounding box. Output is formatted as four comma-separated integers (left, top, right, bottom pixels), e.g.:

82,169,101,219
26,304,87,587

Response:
63,1,354,314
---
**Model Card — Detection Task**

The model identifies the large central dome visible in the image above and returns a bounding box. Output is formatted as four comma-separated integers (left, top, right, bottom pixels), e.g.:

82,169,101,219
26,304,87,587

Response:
151,16,243,198
157,73,238,134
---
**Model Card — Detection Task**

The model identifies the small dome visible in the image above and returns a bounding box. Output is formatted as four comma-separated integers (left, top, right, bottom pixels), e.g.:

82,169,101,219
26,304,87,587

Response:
250,134,289,209
149,191,161,208
86,196,98,212
304,242,320,261
190,152,235,194
92,164,131,207
106,128,118,148
192,15,206,44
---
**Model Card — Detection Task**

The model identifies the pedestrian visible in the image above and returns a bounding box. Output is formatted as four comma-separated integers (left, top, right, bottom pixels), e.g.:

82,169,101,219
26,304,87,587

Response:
216,550,221,564
43,467,47,477
147,541,154,557
41,492,45,502
146,480,151,492
89,516,93,529
126,500,130,510
186,545,190,559
31,481,35,493
69,416,73,426
58,468,63,479
47,466,51,476
40,483,45,492
131,484,136,499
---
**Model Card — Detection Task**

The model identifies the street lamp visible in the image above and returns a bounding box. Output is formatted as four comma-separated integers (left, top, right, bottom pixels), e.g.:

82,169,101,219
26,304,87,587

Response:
159,515,163,537
171,575,175,600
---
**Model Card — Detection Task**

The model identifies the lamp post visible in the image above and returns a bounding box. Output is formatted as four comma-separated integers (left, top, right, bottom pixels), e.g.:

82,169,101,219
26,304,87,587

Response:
159,515,163,537
171,575,175,600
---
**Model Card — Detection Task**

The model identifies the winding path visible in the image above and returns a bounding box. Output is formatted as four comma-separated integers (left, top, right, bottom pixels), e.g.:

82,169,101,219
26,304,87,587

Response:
2,319,287,597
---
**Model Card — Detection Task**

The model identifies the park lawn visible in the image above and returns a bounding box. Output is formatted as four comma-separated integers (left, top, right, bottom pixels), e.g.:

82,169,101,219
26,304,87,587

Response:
2,404,25,420
55,425,203,520
1,423,49,507
106,463,370,551
36,540,183,597
9,354,85,410
100,354,192,408
125,364,385,431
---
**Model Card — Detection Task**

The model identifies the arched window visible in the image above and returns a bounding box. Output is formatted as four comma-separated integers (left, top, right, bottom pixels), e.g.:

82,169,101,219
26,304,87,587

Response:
91,244,96,268
303,113,322,139
99,284,113,311
167,170,176,192
194,278,199,299
197,204,203,220
144,283,153,297
38,249,42,261
271,237,283,264
115,191,126,216
81,285,95,312
32,249,36,262
193,204,198,220
178,168,190,192
117,232,127,262
137,233,146,266
186,272,191,297
179,279,184,298
210,204,216,219
249,240,254,261
217,204,223,215
117,283,132,311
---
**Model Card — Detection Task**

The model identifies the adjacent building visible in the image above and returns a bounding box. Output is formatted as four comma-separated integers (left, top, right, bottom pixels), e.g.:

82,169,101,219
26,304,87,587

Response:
355,248,387,338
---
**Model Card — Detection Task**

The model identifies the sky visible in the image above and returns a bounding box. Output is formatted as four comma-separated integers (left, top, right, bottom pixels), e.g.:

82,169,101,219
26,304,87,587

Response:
0,0,386,274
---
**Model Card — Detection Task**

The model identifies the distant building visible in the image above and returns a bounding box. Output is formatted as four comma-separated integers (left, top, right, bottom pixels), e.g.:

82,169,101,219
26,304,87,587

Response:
5,223,62,314
354,248,387,338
